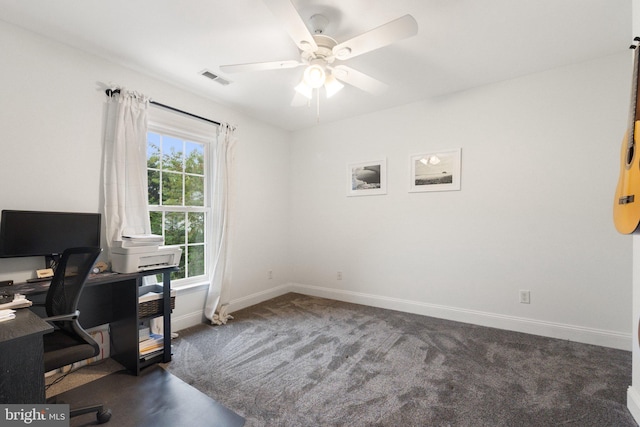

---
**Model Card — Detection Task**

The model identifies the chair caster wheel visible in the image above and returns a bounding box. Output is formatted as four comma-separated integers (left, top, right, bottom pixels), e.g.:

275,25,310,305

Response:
97,408,112,424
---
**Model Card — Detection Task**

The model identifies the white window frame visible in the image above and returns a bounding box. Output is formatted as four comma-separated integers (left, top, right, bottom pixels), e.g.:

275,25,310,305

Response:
147,106,217,289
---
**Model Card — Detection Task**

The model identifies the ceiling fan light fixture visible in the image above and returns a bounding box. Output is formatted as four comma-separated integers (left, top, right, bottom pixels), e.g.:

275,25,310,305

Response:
324,74,344,98
295,80,313,99
303,63,326,88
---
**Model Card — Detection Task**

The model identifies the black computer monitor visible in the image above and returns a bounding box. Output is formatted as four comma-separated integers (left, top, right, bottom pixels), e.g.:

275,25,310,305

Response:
0,210,101,267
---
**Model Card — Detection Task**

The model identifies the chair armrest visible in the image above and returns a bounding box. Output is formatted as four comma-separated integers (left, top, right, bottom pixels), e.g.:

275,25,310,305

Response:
41,310,80,323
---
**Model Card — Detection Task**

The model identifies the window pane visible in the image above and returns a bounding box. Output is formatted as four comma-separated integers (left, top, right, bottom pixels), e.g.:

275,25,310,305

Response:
147,126,210,286
188,245,205,277
162,136,184,172
188,212,205,243
148,170,160,205
149,211,162,236
172,246,186,280
185,175,204,206
185,142,204,175
165,212,185,246
162,172,183,206
147,133,161,169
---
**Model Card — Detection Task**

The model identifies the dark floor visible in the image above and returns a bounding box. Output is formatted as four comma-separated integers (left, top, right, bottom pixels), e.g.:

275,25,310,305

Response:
52,365,244,427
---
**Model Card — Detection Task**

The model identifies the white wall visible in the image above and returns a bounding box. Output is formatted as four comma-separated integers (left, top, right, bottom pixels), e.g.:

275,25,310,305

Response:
0,18,633,353
289,52,632,350
0,21,292,327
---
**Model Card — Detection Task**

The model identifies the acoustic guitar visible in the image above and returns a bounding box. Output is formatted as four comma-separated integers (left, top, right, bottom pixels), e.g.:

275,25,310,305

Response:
614,37,640,234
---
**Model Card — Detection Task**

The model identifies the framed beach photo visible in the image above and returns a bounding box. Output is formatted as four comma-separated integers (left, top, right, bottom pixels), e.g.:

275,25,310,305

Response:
409,149,461,192
347,159,387,196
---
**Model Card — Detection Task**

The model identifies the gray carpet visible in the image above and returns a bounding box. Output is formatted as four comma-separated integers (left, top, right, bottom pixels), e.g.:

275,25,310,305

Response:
166,293,636,426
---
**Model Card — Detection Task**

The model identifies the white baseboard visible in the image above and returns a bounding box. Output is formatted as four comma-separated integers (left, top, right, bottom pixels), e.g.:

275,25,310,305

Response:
168,285,291,331
198,282,631,350
227,284,292,313
288,283,631,350
171,311,206,332
628,386,640,424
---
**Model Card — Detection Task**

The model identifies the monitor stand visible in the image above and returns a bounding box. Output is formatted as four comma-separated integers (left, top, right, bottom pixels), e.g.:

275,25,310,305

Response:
44,254,61,271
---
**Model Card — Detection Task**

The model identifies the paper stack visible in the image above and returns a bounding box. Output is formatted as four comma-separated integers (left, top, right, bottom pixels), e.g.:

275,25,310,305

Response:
0,309,16,323
139,332,164,359
121,234,164,247
0,294,32,310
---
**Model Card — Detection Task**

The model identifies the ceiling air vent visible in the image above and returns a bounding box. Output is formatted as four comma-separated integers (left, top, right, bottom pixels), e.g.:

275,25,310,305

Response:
201,70,231,86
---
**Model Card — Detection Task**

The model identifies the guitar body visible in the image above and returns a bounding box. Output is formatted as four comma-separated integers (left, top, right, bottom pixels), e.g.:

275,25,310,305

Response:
614,37,640,234
614,124,640,234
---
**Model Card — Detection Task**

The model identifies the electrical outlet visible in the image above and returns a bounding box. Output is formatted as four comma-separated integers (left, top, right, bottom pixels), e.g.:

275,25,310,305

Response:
519,290,531,304
337,271,342,280
268,270,273,280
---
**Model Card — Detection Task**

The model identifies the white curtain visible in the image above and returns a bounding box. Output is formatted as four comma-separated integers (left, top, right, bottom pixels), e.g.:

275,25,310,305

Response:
103,89,151,256
204,123,236,324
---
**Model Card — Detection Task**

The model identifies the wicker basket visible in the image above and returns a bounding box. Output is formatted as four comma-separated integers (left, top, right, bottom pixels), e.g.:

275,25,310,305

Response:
139,297,175,318
139,284,176,317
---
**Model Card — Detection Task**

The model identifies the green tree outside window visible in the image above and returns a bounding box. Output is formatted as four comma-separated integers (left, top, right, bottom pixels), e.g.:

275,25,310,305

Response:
146,131,207,282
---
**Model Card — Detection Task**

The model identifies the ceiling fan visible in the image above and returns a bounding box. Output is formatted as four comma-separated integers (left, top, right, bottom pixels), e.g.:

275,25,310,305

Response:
219,0,418,104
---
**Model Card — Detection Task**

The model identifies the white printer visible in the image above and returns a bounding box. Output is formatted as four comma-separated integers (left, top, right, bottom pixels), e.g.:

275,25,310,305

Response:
110,234,182,274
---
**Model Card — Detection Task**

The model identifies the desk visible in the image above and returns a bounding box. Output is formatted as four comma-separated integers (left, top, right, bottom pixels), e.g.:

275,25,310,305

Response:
83,269,174,374
11,268,175,376
0,309,53,403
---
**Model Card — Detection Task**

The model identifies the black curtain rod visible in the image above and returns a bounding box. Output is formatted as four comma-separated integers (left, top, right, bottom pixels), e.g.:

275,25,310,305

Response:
105,88,221,127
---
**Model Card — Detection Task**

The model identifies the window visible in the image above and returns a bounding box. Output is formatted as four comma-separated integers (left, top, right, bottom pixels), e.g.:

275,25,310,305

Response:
146,109,215,285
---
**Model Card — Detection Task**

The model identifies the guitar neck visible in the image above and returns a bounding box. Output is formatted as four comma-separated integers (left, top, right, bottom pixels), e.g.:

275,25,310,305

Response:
629,39,640,147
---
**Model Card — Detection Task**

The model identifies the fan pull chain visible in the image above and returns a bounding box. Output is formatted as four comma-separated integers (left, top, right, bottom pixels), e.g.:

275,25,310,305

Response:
316,89,320,124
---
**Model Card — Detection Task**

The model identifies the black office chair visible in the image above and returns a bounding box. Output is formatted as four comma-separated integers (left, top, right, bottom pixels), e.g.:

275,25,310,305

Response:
42,247,112,424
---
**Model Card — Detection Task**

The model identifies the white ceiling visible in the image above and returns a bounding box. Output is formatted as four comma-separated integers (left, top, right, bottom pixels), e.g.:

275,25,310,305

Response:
0,0,632,131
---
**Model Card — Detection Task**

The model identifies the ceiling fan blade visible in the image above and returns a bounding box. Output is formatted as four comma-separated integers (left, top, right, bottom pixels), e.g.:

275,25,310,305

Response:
332,65,388,95
220,60,302,73
332,14,418,60
263,0,318,52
